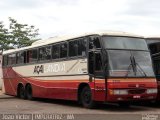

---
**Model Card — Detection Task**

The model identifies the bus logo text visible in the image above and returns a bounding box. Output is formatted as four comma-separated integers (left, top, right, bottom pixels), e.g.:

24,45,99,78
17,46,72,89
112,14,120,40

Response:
33,63,66,74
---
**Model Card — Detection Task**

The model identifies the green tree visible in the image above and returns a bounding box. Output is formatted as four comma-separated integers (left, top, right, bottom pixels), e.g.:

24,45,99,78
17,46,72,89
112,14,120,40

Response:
9,17,39,48
0,17,39,51
0,21,13,52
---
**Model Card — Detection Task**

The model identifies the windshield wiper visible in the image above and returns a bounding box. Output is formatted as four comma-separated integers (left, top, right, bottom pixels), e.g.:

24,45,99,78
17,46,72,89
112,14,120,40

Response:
125,56,134,77
132,56,147,77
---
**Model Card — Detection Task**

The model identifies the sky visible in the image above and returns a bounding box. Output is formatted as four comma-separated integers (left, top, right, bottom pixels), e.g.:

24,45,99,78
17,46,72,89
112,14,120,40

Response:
0,0,160,39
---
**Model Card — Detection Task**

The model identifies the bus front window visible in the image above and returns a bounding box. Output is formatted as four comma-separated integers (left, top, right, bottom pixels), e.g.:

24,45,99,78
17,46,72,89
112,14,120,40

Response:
108,50,134,77
102,36,155,77
107,50,155,77
102,36,148,50
132,51,155,77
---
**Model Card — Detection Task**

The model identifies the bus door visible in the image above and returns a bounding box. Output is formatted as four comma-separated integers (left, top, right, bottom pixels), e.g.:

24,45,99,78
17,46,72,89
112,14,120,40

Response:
88,51,106,101
153,58,160,100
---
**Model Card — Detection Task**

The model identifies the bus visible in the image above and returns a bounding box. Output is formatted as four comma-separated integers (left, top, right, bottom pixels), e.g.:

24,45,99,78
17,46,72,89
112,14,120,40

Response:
146,37,160,100
2,31,157,108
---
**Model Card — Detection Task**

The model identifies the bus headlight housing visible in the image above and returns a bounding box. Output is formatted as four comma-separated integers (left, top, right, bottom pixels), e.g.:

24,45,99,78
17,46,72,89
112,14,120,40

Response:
146,88,157,94
110,89,128,95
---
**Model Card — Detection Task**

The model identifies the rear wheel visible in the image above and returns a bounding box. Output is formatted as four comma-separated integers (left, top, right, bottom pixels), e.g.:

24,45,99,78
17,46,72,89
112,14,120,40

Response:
80,86,95,108
19,85,26,99
26,84,33,100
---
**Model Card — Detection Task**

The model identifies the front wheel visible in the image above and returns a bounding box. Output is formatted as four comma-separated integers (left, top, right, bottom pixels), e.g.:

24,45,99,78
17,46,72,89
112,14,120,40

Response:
80,86,95,108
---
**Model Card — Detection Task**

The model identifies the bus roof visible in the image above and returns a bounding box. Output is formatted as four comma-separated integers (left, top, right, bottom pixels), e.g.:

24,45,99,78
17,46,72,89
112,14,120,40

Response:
146,37,160,39
146,37,160,45
3,31,143,55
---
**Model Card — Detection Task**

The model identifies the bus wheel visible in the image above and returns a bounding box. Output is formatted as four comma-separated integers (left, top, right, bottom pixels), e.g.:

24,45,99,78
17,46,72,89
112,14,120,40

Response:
80,86,95,108
19,85,26,99
26,84,33,100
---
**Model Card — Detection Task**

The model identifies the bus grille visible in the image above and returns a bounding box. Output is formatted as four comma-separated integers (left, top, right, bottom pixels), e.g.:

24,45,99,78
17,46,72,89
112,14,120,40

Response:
128,89,146,94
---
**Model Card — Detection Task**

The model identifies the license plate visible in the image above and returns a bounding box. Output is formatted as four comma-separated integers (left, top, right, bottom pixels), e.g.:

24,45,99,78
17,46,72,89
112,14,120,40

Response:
133,95,141,98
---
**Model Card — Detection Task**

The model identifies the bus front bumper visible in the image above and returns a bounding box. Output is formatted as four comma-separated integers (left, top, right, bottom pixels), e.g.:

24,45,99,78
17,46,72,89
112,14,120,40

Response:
106,93,157,102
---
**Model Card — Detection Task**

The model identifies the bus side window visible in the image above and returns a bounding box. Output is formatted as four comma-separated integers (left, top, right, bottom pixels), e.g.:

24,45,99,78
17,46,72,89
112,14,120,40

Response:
39,46,51,61
60,42,68,58
3,55,8,66
24,51,27,63
89,37,101,49
69,40,78,57
17,52,25,64
8,54,16,65
78,39,87,56
52,44,60,59
28,49,38,63
69,38,87,57
26,51,30,63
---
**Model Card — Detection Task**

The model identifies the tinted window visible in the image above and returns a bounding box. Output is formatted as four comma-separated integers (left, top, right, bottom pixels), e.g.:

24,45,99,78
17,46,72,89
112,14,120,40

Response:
146,39,160,44
52,44,60,59
149,43,160,54
107,50,154,77
8,54,16,65
103,36,148,50
78,39,87,56
89,37,101,49
28,49,38,63
69,40,78,57
69,38,87,57
154,60,160,79
132,51,155,77
60,42,67,58
17,52,25,64
39,46,51,61
3,55,8,66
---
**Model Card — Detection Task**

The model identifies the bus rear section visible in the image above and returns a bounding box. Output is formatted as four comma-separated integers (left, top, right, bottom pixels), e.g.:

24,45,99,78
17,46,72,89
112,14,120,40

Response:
146,37,160,101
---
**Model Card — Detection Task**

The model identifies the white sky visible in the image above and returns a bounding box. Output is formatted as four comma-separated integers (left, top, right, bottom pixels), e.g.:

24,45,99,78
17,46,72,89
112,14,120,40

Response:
0,0,160,39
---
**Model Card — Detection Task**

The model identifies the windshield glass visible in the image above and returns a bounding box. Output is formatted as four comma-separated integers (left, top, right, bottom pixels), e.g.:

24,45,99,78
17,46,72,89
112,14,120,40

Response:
103,36,148,50
132,51,155,77
108,50,155,77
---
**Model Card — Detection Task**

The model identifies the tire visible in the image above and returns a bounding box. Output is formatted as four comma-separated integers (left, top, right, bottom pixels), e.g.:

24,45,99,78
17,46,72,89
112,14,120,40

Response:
26,84,33,100
19,85,26,99
80,86,95,108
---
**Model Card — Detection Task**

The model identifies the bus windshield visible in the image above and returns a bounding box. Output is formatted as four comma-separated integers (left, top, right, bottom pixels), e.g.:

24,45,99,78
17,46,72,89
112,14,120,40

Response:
102,36,148,50
108,50,155,77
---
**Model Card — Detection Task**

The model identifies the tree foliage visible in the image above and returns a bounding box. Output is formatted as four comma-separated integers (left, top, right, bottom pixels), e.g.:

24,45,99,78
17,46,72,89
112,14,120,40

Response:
0,21,13,51
0,17,39,52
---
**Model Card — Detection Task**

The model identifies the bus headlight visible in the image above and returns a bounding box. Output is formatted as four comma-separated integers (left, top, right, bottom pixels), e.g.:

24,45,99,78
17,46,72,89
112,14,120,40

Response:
146,88,157,94
111,89,128,95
